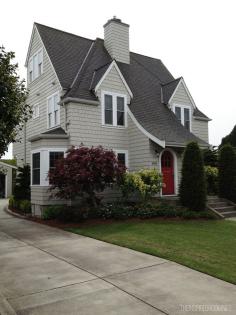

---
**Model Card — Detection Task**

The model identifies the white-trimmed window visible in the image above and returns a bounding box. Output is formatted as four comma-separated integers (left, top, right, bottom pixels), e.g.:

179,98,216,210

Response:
32,152,40,185
102,91,127,127
32,104,39,119
31,148,66,186
114,150,129,168
173,105,191,131
47,92,60,129
28,49,43,83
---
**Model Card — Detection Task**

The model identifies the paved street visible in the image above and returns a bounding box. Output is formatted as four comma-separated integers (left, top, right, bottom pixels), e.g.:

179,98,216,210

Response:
0,199,235,314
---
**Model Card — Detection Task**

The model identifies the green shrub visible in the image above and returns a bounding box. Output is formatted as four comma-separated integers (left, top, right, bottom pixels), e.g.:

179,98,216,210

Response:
121,169,162,200
42,205,64,220
180,142,207,211
9,195,15,209
19,200,31,214
57,206,89,222
204,166,218,195
218,144,236,202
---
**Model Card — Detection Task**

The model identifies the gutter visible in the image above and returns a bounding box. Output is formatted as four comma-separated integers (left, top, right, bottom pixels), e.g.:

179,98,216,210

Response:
28,134,69,142
59,97,99,106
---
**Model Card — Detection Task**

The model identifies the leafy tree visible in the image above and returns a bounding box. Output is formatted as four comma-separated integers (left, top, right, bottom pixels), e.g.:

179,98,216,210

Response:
14,164,31,200
0,46,30,157
49,146,126,206
220,125,236,148
202,147,218,167
180,142,207,211
218,144,236,202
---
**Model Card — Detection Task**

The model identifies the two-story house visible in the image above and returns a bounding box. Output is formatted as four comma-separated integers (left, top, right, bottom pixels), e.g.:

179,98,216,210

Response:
13,17,210,215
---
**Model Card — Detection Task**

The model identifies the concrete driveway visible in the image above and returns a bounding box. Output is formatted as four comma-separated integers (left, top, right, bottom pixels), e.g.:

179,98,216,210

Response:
0,199,235,315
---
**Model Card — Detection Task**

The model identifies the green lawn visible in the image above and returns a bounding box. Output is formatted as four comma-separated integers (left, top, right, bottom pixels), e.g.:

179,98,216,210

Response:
68,219,236,284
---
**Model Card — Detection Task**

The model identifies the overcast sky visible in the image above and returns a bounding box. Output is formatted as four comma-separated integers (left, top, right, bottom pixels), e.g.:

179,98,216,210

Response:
1,0,235,159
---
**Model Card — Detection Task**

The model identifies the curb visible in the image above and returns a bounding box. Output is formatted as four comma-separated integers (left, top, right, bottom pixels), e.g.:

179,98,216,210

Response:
5,207,30,220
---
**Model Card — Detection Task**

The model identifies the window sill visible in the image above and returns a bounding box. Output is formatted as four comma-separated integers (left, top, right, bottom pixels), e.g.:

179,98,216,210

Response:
101,124,127,129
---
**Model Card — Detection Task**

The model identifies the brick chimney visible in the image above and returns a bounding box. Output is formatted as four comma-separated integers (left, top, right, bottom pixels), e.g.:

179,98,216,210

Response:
104,17,130,64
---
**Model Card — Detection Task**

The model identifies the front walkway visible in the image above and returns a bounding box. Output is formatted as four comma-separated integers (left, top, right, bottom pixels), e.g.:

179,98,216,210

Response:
0,199,235,314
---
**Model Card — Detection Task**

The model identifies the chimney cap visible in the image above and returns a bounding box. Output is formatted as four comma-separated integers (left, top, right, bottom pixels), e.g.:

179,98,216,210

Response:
103,17,129,28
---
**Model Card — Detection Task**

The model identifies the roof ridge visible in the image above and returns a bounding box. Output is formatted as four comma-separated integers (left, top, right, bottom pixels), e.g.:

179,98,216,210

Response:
34,22,94,43
132,55,165,84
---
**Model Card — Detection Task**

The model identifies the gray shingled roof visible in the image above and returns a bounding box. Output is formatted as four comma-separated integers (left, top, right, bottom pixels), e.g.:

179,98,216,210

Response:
36,23,209,147
161,78,181,104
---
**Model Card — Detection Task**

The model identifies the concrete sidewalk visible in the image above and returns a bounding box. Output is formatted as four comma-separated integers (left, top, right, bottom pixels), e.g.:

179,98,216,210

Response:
0,199,235,314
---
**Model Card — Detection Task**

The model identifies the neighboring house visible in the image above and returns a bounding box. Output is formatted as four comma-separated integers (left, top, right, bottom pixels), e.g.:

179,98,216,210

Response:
0,161,17,198
13,17,210,214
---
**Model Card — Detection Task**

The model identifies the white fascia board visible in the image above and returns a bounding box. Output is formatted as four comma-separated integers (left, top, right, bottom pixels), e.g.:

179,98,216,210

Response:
168,78,196,109
127,108,165,148
94,60,133,98
0,162,17,169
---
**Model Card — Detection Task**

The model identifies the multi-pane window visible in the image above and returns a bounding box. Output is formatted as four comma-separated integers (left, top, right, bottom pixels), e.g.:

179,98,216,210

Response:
175,106,181,123
184,108,190,130
48,92,60,128
117,97,125,126
103,93,126,127
117,153,126,166
174,105,191,131
32,153,40,185
49,152,64,183
115,150,128,168
49,152,64,173
32,104,39,119
28,49,43,83
104,95,113,125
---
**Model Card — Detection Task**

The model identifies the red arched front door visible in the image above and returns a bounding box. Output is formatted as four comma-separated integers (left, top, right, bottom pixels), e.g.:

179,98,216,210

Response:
161,151,175,195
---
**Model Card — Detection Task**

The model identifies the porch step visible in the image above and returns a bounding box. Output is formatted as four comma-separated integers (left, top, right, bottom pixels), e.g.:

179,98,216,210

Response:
208,202,229,208
207,197,236,219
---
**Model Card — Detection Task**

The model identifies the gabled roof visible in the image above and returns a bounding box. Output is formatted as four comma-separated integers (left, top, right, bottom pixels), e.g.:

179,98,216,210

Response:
161,78,182,104
33,23,209,147
35,23,94,89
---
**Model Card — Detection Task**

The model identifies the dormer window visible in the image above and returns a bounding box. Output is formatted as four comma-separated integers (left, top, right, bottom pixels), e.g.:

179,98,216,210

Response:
28,49,43,83
102,91,127,127
173,105,191,131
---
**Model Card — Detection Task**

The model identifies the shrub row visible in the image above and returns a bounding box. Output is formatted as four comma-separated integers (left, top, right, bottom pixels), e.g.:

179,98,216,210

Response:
42,202,215,223
9,195,31,214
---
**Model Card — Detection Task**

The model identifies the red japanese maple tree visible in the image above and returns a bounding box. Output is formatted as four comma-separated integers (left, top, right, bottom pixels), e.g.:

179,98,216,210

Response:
49,146,126,205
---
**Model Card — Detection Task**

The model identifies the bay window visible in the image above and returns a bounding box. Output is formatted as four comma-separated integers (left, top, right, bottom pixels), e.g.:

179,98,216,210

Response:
102,92,127,127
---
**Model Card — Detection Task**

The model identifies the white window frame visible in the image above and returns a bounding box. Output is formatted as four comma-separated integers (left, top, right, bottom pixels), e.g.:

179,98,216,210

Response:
32,104,40,119
47,91,60,129
173,104,192,132
114,149,129,169
31,148,66,186
31,151,41,186
101,91,127,128
28,48,43,83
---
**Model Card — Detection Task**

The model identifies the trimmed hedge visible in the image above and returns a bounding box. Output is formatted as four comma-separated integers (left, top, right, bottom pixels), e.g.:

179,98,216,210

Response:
180,142,207,211
218,144,236,202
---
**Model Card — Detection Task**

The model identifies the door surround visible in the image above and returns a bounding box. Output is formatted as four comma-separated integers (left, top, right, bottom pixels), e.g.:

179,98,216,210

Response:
159,149,178,196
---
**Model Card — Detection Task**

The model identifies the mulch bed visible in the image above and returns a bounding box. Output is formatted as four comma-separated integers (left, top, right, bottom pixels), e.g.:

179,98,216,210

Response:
7,207,200,230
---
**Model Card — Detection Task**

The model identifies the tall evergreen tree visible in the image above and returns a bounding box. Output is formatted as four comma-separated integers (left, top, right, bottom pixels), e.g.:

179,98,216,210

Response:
180,142,207,211
14,164,31,200
220,125,236,148
218,144,236,202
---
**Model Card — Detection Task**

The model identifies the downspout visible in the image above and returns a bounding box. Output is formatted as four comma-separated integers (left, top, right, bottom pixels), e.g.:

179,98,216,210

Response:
24,123,26,164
